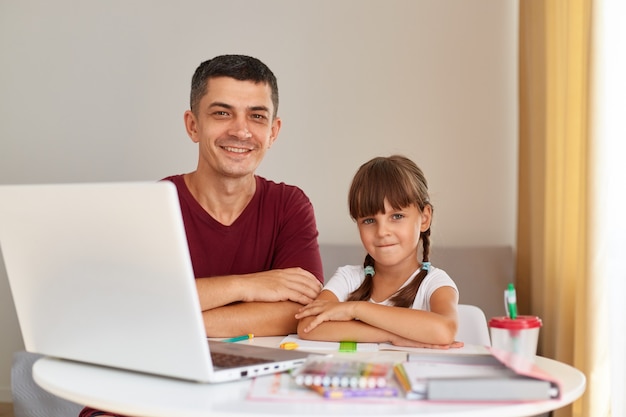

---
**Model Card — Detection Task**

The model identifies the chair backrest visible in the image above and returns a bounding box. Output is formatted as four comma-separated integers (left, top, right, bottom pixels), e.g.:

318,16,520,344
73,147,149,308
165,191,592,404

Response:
456,304,491,346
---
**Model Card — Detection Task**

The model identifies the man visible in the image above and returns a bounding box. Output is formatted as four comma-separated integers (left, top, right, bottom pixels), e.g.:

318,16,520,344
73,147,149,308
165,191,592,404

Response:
78,55,324,417
167,54,324,336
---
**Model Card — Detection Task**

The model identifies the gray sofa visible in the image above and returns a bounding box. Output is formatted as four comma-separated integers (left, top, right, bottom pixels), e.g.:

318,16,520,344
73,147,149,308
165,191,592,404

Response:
11,351,83,417
11,244,514,417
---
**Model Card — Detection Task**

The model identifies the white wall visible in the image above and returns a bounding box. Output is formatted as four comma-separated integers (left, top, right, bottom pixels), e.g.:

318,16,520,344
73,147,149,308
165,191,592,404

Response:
0,0,518,401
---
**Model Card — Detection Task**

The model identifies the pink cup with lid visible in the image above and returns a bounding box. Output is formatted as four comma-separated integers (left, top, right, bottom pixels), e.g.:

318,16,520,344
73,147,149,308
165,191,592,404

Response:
488,316,542,362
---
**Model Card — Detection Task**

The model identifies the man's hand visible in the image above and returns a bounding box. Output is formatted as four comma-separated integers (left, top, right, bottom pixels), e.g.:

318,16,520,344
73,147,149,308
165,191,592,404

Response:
239,267,322,305
195,267,322,311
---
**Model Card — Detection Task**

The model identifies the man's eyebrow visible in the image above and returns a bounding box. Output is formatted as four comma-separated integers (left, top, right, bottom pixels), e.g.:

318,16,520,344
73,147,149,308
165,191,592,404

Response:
249,105,271,113
208,101,233,110
207,102,270,114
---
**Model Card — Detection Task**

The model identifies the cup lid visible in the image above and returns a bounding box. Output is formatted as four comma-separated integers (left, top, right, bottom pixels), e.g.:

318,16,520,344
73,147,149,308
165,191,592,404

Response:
488,315,542,329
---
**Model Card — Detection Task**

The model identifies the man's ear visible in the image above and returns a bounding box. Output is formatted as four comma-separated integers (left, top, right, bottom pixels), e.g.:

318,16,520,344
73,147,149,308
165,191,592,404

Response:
420,204,433,232
184,110,199,143
267,116,282,148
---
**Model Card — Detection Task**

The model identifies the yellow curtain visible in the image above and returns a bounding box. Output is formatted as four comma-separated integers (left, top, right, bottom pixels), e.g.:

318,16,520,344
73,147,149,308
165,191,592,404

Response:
517,1,605,417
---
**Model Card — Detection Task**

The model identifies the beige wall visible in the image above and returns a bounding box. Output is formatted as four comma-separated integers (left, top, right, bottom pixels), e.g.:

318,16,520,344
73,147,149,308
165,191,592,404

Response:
0,0,518,401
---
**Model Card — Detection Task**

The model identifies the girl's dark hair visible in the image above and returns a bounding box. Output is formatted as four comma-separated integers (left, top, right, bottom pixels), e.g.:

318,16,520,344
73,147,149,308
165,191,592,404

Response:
346,155,432,308
190,54,279,118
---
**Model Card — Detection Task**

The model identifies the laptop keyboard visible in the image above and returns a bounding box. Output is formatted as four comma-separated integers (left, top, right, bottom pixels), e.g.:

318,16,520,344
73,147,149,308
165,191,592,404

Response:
210,351,273,368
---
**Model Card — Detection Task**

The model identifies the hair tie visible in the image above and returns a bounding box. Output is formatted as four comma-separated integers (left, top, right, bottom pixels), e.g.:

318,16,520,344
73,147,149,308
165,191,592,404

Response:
364,265,375,277
421,262,431,272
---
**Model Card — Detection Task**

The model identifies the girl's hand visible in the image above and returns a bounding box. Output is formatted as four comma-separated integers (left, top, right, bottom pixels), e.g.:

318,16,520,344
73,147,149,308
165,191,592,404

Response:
295,299,359,332
389,333,465,349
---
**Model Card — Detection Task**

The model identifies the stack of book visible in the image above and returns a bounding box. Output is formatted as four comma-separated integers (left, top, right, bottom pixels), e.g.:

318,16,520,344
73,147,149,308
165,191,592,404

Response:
393,350,561,401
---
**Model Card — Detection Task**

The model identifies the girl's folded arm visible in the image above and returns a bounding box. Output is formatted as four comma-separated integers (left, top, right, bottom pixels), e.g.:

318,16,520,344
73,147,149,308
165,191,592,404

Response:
351,286,459,345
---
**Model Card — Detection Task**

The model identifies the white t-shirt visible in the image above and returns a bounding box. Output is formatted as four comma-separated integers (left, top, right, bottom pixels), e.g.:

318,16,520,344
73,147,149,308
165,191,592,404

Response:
323,265,457,311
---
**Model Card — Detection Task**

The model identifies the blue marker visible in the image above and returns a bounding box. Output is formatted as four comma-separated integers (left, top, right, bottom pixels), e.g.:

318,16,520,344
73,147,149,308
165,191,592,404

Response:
222,333,254,343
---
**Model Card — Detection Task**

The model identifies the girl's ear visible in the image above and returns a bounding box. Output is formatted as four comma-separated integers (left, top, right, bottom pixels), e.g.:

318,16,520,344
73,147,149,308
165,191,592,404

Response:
420,204,433,232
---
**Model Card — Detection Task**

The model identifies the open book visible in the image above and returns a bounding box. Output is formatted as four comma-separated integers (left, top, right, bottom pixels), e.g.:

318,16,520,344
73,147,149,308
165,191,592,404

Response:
394,348,561,401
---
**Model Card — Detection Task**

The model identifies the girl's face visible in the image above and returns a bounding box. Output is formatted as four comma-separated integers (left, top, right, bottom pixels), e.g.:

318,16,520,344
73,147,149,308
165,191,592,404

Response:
356,198,432,271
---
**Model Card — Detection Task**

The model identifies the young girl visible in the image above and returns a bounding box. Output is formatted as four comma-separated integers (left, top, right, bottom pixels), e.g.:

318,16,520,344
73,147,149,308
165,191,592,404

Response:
296,155,462,348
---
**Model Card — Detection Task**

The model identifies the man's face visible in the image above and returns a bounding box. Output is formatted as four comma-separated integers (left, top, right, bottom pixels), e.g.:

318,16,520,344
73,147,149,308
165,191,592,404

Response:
185,76,281,179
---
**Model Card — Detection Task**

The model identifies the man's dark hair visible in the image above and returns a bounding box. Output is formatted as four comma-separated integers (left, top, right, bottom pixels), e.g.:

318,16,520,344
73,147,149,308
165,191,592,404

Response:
190,55,279,118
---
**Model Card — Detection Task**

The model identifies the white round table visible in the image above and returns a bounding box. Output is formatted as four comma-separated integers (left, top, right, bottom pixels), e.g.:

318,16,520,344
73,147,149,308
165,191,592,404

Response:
32,338,586,417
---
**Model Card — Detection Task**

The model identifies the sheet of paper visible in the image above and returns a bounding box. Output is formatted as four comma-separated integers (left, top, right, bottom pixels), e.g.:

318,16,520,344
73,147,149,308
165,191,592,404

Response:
379,343,491,355
280,335,379,352
280,335,490,355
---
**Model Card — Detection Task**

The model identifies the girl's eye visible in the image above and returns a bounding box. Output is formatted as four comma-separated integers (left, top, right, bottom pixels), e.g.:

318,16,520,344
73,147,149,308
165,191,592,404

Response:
392,213,405,220
362,218,374,225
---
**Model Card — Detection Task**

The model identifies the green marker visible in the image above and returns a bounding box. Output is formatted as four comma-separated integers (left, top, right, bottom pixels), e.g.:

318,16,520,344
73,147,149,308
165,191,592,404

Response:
339,341,357,352
505,283,518,319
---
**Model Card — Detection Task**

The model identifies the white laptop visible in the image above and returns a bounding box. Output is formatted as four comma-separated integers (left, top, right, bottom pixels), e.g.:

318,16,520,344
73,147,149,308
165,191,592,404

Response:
0,181,316,383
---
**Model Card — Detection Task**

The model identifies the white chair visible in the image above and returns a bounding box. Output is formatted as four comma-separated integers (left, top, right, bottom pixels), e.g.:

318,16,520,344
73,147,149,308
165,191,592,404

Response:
456,304,491,346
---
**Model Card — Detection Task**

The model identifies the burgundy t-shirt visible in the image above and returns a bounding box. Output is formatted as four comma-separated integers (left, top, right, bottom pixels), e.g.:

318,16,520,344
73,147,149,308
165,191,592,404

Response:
162,174,324,283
